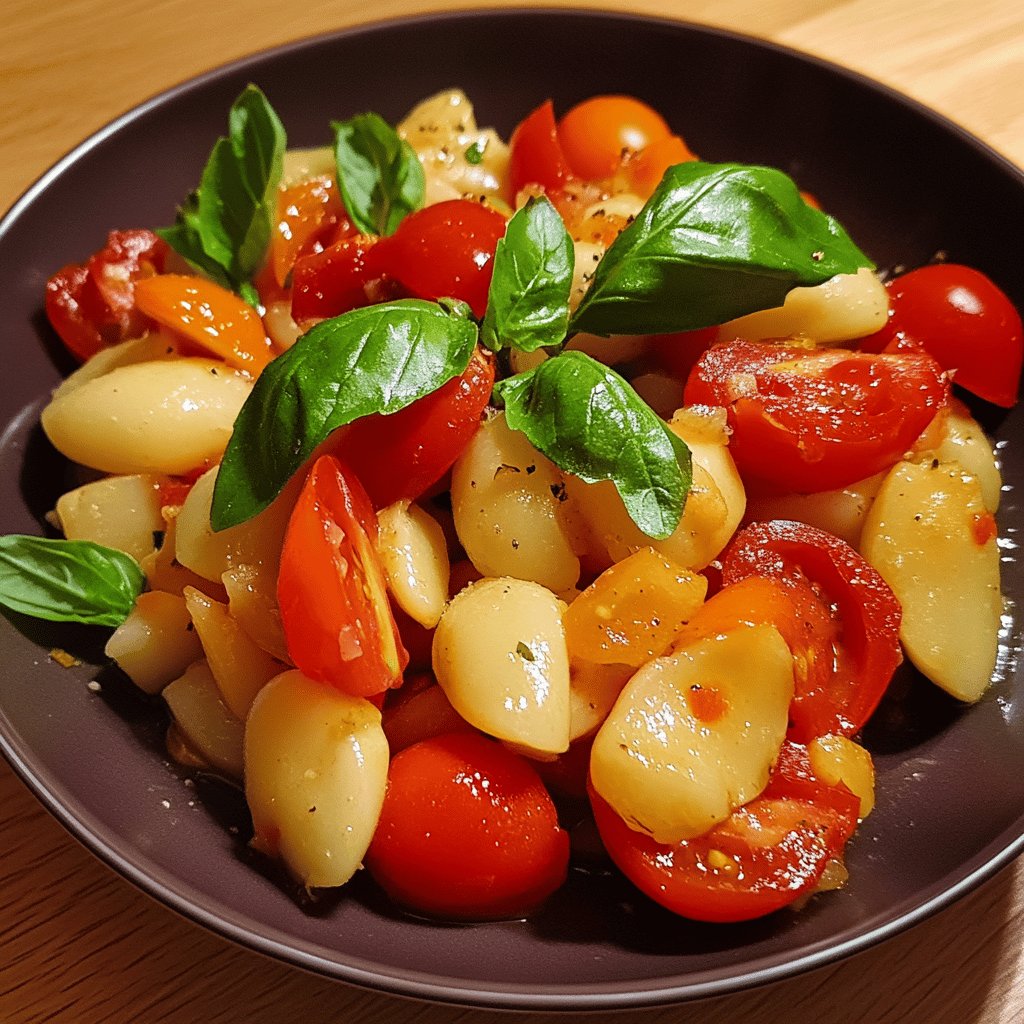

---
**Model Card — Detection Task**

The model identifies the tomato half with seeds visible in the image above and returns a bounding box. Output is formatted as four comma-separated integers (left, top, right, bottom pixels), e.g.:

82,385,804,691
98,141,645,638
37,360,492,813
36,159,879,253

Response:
365,732,569,920
290,234,389,323
590,742,860,923
335,346,495,508
721,519,902,741
684,340,948,493
277,455,408,698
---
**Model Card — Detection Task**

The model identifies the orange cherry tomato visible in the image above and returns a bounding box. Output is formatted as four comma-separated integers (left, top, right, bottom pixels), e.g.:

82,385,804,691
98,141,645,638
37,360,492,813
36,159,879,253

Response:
365,732,569,920
134,274,272,374
277,455,408,698
270,174,354,287
558,95,671,181
627,133,697,197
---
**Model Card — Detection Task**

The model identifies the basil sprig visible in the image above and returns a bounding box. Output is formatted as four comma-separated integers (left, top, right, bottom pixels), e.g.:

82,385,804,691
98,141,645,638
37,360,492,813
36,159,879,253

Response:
495,352,692,540
481,196,574,355
0,536,144,627
333,113,425,236
211,299,478,530
569,161,873,337
157,85,286,307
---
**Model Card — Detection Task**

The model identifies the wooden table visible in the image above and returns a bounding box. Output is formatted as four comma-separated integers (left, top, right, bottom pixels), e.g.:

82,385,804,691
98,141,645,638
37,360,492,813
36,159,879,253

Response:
2,1,1021,1021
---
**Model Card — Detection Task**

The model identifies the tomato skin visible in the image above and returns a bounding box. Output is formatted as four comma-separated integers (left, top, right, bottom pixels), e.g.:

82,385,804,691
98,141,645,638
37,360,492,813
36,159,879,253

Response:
722,519,902,741
684,340,949,494
859,264,1023,407
290,234,389,323
277,456,408,697
270,174,355,287
558,95,671,181
335,346,495,508
627,133,697,197
508,100,574,198
589,744,860,923
44,229,168,361
365,732,570,920
371,200,507,320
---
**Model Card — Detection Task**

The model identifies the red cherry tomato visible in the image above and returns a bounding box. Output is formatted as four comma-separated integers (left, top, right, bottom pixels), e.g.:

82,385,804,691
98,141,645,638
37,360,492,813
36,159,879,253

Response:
270,174,355,287
557,95,671,181
684,339,948,494
45,229,168,361
859,264,1023,407
290,234,390,323
508,99,574,198
721,520,903,741
371,199,507,320
335,346,495,508
365,732,570,920
589,742,860,923
277,455,408,698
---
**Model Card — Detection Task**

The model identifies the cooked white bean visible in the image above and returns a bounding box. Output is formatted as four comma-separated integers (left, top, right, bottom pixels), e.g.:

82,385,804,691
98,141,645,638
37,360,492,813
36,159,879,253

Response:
280,146,335,188
376,501,450,629
245,670,389,888
139,507,225,598
41,359,251,475
568,660,633,743
432,577,571,756
222,561,291,664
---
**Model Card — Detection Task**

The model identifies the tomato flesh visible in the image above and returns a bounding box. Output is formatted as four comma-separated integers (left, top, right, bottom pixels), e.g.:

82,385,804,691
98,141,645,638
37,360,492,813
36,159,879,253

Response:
277,455,408,697
722,519,902,741
684,340,949,494
365,732,569,920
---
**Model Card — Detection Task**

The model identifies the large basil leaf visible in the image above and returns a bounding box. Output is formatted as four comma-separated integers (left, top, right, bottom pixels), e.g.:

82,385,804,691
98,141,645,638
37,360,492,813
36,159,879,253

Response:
211,299,479,530
0,536,144,627
569,161,873,336
494,351,691,540
333,113,425,236
481,196,573,354
157,85,286,307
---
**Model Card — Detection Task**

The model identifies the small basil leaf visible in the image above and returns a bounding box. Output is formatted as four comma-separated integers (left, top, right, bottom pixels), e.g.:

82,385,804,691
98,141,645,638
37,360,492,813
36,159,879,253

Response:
0,536,144,627
157,85,286,304
211,299,479,530
569,161,873,337
333,113,425,236
494,351,691,540
464,140,486,165
481,196,573,354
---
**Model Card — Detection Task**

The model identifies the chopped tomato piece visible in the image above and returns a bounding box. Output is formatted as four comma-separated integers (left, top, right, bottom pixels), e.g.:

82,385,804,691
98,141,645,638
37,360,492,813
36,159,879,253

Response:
626,133,697,197
270,174,355,287
290,234,388,323
508,100,574,199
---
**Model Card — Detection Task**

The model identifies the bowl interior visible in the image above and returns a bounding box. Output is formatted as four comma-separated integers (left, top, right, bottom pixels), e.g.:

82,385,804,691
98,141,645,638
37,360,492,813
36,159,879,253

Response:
1,9,1022,1011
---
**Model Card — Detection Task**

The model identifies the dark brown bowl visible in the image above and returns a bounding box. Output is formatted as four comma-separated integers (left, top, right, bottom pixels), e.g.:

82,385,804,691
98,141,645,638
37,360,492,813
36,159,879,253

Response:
1,9,1022,1012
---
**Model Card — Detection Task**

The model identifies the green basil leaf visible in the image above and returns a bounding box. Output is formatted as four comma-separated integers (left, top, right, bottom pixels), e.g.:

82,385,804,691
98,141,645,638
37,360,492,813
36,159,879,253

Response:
569,161,873,336
157,85,286,304
481,196,573,354
211,299,479,530
464,140,486,165
494,351,691,540
0,536,144,627
333,113,425,236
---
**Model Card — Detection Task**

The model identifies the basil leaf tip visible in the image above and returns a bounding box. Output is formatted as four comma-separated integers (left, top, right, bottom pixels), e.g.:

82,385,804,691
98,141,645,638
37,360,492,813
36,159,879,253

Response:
211,298,479,531
157,84,286,303
569,160,873,337
494,351,691,540
333,112,425,236
0,536,144,628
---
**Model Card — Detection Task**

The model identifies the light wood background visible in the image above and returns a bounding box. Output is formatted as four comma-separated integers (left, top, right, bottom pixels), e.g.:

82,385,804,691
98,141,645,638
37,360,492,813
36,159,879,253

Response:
1,2,1022,1022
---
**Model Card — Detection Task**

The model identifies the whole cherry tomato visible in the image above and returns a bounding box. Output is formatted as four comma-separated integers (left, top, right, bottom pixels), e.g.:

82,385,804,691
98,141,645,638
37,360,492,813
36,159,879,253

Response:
277,455,408,698
365,732,569,920
590,741,860,923
684,339,948,494
859,264,1023,408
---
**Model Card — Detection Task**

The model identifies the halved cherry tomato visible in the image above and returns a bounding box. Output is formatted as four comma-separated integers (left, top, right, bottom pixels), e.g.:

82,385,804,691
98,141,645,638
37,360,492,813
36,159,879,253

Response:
270,174,355,287
290,234,389,323
684,340,949,494
626,133,697,198
365,732,570,920
370,199,508,320
44,228,168,361
277,455,408,698
558,95,671,181
134,274,272,373
859,264,1023,408
508,100,574,199
589,741,860,923
721,520,902,741
335,346,495,508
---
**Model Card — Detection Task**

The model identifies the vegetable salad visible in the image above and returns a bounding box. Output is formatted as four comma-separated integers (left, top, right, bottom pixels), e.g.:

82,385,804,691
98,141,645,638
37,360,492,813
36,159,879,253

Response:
2,86,1020,924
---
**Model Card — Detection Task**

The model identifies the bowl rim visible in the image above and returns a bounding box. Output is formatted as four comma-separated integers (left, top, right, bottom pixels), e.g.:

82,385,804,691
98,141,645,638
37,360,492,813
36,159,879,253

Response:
1,7,1022,1011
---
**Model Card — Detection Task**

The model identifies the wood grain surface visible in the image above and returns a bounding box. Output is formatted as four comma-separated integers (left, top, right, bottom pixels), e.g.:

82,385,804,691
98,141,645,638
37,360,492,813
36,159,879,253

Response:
1,2,1022,1022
